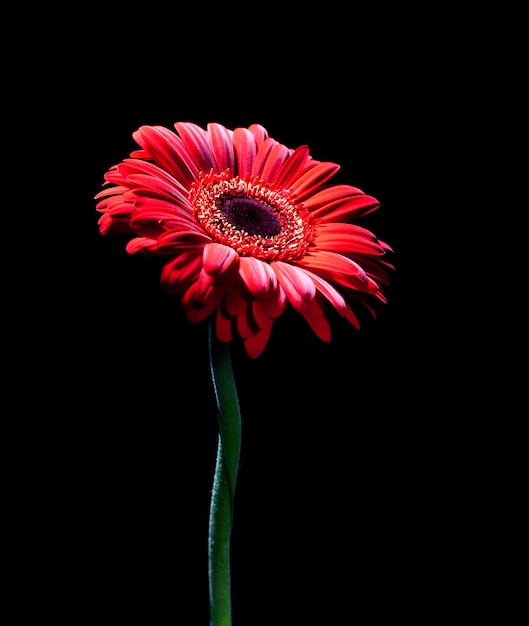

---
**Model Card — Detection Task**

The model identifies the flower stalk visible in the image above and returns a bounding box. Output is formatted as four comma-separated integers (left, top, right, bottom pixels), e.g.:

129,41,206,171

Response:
208,317,242,626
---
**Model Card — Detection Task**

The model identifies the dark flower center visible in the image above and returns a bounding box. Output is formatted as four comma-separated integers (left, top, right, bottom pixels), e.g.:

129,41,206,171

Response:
219,197,282,237
190,171,315,261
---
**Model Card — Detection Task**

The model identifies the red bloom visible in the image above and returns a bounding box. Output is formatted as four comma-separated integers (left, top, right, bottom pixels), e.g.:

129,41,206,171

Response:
95,122,394,358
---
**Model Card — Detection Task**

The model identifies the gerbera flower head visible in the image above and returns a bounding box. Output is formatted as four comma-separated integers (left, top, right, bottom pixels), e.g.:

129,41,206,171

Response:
95,121,394,358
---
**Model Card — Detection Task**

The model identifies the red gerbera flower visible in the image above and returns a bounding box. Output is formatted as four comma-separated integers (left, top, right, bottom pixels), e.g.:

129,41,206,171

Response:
95,122,394,358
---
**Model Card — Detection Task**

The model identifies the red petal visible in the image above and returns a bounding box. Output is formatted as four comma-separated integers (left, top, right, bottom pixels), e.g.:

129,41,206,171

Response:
290,161,341,202
202,243,239,278
244,325,273,359
224,283,249,317
261,281,287,319
302,184,365,210
354,256,395,286
131,196,188,215
296,250,368,281
194,268,229,306
274,145,310,188
194,269,216,302
252,299,274,330
126,174,190,207
182,291,216,322
259,141,291,184
248,124,269,148
269,261,332,341
314,224,387,256
302,297,331,342
95,183,128,201
309,194,379,222
251,137,277,178
271,261,316,313
215,309,233,342
174,122,216,173
295,251,380,294
157,230,211,251
295,266,360,329
233,127,257,176
100,167,129,187
207,123,235,174
118,158,191,202
236,305,256,339
160,253,203,294
125,237,158,254
97,200,134,226
132,126,198,185
98,212,131,235
238,257,275,297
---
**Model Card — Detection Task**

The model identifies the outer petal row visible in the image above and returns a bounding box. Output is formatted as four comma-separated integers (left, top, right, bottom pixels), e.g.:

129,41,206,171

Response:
96,121,393,359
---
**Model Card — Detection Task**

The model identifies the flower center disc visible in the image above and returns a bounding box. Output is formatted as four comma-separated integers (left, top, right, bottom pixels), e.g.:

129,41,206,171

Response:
219,197,282,237
189,171,314,261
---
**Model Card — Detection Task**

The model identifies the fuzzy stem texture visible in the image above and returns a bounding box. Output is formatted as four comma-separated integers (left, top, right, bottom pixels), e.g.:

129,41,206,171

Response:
208,318,242,626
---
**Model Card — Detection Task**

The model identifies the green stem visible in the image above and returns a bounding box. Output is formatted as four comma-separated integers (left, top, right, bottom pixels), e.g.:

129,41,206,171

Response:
208,317,242,626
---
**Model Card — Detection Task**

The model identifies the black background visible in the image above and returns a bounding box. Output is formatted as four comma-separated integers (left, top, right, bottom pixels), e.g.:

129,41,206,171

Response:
81,110,447,623
16,8,497,624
